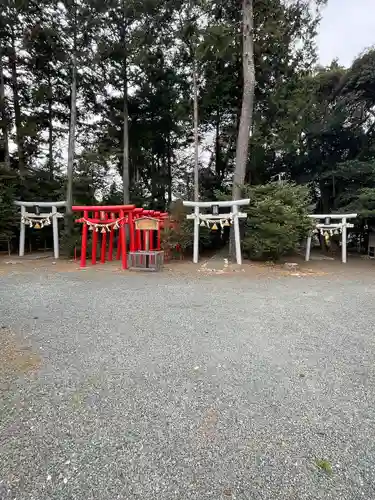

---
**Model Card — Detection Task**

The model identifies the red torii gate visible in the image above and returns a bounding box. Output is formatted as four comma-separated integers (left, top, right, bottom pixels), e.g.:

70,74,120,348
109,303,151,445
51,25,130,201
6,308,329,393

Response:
73,205,168,270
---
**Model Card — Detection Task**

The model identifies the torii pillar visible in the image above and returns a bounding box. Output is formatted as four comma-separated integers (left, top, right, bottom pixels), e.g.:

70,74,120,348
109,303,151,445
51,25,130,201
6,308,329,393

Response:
183,199,250,265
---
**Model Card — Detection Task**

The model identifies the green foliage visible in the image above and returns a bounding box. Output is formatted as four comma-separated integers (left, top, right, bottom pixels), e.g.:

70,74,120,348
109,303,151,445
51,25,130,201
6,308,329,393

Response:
60,214,80,258
242,182,313,261
340,186,375,218
274,50,375,215
162,219,211,253
161,199,211,257
0,167,17,240
315,459,333,474
321,159,375,216
161,220,191,254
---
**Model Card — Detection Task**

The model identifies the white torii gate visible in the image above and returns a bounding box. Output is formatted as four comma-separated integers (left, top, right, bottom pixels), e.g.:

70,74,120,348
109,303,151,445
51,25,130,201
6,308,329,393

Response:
15,200,67,259
305,213,357,264
183,199,250,265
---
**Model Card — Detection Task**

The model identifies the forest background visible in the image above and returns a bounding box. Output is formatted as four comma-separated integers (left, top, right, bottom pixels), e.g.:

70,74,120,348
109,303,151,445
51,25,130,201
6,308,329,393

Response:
1,0,375,257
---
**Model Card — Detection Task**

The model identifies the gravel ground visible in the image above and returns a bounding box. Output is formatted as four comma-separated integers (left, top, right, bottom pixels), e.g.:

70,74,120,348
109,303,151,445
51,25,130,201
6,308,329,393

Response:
0,269,375,500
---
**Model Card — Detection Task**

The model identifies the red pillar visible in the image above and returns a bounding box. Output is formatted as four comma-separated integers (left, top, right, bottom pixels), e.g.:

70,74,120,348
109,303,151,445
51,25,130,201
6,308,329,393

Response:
80,210,88,268
129,210,135,252
143,230,147,251
92,211,99,265
157,222,161,251
108,212,114,261
117,211,123,260
116,238,121,259
136,229,141,250
120,209,127,269
100,213,107,264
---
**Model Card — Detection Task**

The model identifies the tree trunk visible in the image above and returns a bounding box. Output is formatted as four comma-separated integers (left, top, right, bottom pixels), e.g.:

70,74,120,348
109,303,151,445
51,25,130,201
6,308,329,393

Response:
66,53,77,216
232,0,255,199
121,7,130,204
215,107,221,177
9,32,25,175
193,58,199,201
122,62,130,204
0,50,10,169
151,153,158,208
47,72,54,180
167,132,172,205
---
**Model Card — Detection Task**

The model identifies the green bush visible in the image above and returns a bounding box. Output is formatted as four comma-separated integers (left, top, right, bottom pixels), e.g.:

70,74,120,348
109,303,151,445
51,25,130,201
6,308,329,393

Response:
0,167,17,242
242,182,313,261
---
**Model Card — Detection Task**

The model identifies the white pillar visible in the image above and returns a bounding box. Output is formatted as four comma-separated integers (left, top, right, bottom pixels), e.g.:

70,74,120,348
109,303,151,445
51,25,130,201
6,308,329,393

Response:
305,234,312,261
52,205,59,259
342,217,347,263
19,205,26,257
193,206,200,264
232,204,242,265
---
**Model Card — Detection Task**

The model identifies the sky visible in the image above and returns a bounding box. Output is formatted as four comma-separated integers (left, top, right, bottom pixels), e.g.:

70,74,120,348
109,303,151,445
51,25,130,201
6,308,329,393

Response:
317,0,375,67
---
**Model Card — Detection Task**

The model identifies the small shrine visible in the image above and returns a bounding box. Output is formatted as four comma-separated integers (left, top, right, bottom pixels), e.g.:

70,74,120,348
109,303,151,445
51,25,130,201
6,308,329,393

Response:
128,217,164,271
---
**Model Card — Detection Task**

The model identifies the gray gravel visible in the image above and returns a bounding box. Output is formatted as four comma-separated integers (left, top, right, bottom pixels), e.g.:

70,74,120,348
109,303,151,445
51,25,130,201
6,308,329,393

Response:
1,269,375,499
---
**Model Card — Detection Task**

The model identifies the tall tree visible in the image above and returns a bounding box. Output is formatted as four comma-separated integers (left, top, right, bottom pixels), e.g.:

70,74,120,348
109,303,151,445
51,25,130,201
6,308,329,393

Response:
120,0,130,204
66,50,77,215
0,49,10,169
193,57,199,201
175,0,205,201
9,24,26,175
65,1,78,217
232,0,255,199
23,10,69,180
